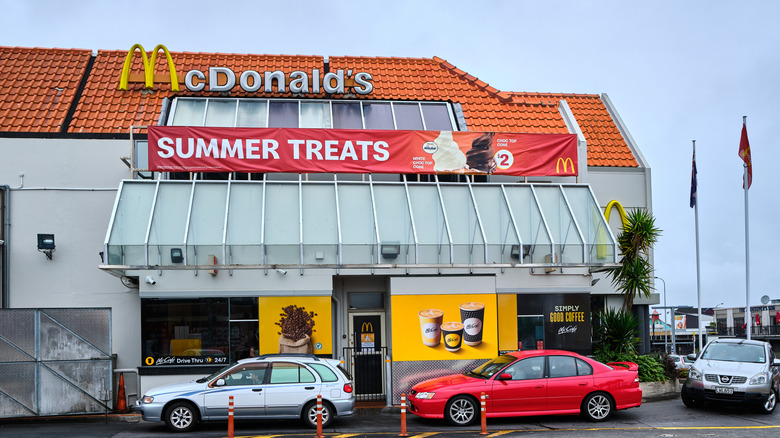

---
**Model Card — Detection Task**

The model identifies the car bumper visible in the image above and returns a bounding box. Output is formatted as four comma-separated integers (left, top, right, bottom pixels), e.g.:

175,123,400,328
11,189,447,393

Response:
407,397,446,419
684,380,771,404
332,398,356,417
134,400,164,422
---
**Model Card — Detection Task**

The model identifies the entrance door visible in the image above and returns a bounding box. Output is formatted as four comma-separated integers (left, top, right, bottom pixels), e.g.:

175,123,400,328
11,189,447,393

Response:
347,313,385,398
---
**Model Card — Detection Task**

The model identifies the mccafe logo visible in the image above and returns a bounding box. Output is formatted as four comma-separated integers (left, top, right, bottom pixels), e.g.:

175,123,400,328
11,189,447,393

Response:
119,44,373,95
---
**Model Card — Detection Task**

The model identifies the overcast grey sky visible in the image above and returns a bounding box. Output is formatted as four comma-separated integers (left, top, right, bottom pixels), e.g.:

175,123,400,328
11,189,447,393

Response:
3,0,779,311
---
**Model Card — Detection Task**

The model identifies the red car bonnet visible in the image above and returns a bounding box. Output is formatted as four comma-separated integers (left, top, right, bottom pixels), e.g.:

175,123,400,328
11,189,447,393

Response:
413,373,479,391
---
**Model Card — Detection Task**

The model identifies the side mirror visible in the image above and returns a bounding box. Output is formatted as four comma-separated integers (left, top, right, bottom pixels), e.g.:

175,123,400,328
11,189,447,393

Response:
773,358,780,367
687,354,697,361
498,373,512,380
215,378,226,387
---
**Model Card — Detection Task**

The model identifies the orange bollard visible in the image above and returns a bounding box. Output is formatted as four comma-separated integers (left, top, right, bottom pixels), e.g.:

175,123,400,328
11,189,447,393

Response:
227,395,234,438
316,394,324,438
115,372,127,413
398,393,408,437
479,392,487,435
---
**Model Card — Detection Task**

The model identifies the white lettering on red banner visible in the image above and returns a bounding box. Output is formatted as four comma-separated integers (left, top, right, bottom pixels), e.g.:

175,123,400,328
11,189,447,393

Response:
148,127,578,176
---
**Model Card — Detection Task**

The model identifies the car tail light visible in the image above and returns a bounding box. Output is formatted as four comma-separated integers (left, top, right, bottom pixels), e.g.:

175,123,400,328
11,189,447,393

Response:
344,383,353,393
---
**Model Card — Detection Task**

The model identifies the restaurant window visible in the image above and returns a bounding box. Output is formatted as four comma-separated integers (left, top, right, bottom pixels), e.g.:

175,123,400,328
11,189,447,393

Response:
166,98,455,131
141,297,259,365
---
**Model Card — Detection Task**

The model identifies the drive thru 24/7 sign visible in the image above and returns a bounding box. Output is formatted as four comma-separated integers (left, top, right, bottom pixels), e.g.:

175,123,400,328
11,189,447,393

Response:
147,126,578,177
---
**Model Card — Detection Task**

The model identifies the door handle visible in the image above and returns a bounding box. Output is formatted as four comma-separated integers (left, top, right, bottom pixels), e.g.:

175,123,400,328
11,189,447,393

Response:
578,382,588,386
305,386,315,390
252,388,263,392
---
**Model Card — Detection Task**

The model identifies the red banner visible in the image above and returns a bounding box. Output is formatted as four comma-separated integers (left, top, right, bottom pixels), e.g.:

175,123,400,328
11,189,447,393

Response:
147,126,578,176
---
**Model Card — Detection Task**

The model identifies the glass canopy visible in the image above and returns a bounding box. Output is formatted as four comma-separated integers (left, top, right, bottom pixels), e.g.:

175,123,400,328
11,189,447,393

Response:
102,177,617,271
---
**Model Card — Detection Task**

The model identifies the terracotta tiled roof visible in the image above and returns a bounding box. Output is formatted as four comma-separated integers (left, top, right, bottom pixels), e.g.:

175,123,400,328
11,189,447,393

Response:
0,46,638,167
0,46,92,132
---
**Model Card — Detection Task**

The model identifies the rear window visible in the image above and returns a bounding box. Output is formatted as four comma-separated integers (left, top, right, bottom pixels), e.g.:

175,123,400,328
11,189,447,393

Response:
309,363,339,382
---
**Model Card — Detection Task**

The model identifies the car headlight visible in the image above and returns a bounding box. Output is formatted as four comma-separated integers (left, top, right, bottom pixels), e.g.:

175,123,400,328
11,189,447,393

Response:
688,367,702,381
141,395,155,404
750,372,768,385
415,392,436,399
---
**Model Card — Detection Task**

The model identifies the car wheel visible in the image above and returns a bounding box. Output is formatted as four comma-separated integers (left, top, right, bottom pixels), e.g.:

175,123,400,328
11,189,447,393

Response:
302,400,333,428
581,392,613,422
444,395,478,426
681,385,704,409
757,388,777,414
164,401,198,433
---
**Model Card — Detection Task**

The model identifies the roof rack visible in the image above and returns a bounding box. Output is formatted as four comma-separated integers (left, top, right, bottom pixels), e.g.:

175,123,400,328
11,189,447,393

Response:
255,353,320,361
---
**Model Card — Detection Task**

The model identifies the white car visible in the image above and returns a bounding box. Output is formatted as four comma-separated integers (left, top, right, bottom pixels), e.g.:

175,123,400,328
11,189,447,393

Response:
135,354,355,432
669,354,691,370
681,339,780,414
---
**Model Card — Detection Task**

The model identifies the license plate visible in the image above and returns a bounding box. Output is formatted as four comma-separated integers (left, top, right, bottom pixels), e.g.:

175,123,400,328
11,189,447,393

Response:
715,386,734,395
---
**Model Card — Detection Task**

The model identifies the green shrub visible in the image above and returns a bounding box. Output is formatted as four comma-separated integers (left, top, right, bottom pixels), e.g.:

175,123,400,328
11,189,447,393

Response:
678,368,689,379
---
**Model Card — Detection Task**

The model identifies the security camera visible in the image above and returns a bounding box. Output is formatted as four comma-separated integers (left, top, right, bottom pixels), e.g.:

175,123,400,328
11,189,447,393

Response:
145,276,156,285
275,269,287,275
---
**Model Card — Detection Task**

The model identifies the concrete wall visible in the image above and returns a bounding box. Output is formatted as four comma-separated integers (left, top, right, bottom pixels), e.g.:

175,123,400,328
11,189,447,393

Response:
0,137,141,371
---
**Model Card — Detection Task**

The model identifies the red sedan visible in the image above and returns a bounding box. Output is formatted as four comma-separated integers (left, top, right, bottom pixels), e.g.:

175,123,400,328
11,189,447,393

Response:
408,350,641,425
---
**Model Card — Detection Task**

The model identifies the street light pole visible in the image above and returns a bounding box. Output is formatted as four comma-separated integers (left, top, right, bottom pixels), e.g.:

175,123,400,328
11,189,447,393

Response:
654,276,667,354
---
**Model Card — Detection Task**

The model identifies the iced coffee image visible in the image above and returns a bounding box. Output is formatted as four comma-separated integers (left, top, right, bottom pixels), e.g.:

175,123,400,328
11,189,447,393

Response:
459,302,485,346
419,309,444,347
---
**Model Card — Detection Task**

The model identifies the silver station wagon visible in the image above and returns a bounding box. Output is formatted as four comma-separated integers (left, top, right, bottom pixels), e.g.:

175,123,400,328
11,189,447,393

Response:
682,338,780,414
135,354,355,432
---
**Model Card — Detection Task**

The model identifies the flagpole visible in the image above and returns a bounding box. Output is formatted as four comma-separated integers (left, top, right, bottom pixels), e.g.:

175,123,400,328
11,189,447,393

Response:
693,140,703,351
743,116,751,340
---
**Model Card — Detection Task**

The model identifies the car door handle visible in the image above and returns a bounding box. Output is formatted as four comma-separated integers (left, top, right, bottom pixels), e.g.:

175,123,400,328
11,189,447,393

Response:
579,382,588,386
305,386,315,390
252,388,263,392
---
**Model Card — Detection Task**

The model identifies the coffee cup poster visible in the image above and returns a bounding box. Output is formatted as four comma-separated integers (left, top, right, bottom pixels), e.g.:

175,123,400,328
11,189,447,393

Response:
391,294,497,361
257,296,332,355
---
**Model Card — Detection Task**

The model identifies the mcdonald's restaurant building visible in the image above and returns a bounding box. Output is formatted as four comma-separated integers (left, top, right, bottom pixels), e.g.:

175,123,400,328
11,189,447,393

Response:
0,45,657,406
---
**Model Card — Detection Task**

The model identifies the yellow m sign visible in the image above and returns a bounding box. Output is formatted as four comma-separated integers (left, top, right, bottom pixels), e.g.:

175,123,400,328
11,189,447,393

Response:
118,44,179,92
556,157,575,174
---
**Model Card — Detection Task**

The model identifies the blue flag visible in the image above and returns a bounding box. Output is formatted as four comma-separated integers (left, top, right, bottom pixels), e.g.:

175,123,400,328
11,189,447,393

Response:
690,147,697,208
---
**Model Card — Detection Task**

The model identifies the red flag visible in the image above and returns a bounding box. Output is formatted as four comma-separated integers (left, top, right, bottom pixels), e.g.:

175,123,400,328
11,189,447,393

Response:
739,123,752,189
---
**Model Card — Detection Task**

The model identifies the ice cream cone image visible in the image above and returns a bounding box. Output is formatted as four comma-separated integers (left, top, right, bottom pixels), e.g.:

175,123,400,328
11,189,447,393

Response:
432,131,466,172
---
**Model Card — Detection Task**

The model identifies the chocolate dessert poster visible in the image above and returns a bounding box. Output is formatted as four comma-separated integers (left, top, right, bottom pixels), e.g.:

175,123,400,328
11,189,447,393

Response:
149,126,577,177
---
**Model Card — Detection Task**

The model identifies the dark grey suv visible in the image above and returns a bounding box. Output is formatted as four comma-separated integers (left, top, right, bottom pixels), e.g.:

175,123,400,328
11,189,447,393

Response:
682,338,780,414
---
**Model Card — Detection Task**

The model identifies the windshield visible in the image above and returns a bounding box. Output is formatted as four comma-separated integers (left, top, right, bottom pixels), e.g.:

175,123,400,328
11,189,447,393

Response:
701,343,765,363
467,355,516,379
196,362,237,383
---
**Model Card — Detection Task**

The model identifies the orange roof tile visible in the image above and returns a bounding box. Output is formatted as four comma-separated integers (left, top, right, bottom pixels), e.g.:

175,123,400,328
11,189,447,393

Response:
0,46,637,168
0,46,91,132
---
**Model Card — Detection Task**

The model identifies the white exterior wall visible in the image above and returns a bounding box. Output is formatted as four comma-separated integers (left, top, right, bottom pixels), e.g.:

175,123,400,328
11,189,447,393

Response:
0,137,141,371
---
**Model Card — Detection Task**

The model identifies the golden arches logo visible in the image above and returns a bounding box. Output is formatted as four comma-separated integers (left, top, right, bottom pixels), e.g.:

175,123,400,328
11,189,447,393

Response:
119,44,179,92
556,157,575,174
361,322,374,333
604,200,629,226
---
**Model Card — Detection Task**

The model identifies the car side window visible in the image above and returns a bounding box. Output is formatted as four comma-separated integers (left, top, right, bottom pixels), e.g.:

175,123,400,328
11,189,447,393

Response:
270,362,317,384
575,358,593,376
223,363,267,386
503,356,545,380
309,363,339,382
549,356,578,378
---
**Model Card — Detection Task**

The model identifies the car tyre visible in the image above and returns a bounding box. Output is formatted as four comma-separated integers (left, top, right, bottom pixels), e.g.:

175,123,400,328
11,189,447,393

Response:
581,392,613,422
444,395,478,426
680,385,704,409
164,401,198,433
302,400,334,428
757,388,777,415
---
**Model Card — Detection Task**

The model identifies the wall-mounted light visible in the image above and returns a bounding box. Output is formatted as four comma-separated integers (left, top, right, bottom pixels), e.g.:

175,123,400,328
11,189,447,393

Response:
381,242,400,260
171,248,184,263
37,233,55,260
